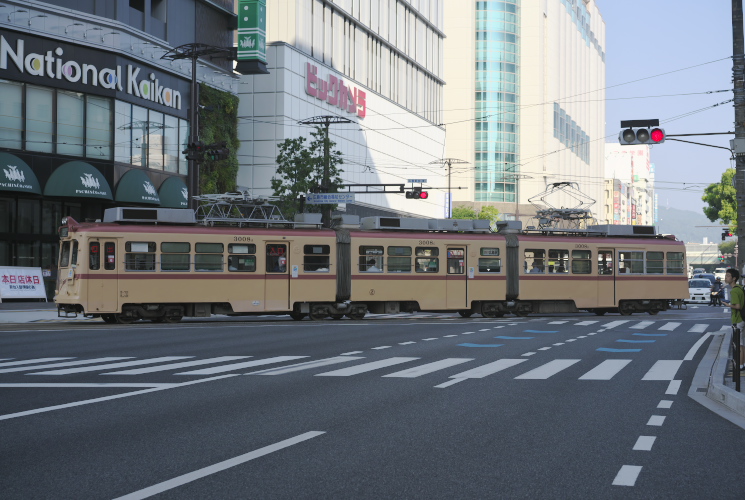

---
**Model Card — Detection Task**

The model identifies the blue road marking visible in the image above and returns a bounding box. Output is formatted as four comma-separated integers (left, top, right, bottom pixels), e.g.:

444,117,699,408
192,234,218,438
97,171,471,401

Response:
632,333,668,337
494,336,534,340
458,343,504,348
597,347,643,353
523,330,559,334
616,339,656,343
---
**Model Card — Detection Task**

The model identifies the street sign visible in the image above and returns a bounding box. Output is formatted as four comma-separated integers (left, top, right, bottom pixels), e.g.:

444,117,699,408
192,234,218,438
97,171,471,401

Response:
407,179,427,183
306,193,356,204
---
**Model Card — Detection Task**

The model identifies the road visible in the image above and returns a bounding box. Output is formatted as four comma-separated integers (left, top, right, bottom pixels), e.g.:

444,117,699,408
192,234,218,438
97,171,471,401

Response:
1,306,744,499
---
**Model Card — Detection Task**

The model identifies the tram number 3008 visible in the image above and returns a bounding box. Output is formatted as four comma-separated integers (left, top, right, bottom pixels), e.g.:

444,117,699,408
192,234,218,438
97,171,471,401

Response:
575,243,589,249
419,240,435,245
233,236,253,242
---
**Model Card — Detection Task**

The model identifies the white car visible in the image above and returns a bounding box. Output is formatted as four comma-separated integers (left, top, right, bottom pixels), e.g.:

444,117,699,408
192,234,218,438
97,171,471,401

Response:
714,267,728,281
687,279,712,304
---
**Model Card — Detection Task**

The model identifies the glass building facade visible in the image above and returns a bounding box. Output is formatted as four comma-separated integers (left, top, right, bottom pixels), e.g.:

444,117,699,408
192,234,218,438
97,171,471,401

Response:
474,0,519,203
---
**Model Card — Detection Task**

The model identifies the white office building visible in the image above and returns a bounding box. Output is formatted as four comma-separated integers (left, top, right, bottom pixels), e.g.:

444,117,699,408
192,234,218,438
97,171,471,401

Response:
237,0,447,218
443,0,606,223
603,143,656,226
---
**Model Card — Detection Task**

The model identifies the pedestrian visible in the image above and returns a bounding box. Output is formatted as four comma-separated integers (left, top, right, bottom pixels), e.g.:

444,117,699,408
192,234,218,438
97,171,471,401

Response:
710,277,723,306
722,268,745,370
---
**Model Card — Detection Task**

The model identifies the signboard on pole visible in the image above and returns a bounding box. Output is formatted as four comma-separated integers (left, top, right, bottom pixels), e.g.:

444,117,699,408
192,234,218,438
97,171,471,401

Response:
236,0,269,74
0,267,47,301
306,193,356,204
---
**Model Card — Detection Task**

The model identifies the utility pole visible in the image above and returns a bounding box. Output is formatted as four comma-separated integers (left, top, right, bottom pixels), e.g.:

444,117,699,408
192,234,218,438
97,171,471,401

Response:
429,158,469,218
298,115,353,227
733,0,745,276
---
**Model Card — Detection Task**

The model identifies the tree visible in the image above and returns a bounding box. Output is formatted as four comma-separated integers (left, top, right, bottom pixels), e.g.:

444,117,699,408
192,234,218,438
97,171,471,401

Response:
702,168,737,232
451,206,478,219
272,127,344,220
451,205,501,230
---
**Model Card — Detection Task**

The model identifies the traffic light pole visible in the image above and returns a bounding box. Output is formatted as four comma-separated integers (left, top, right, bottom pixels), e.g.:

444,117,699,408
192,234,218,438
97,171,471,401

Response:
733,0,745,277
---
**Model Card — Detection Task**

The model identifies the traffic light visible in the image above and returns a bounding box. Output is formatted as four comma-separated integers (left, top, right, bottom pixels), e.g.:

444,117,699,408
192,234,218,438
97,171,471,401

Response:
619,127,666,145
405,187,428,199
205,142,230,161
183,141,206,161
723,228,734,241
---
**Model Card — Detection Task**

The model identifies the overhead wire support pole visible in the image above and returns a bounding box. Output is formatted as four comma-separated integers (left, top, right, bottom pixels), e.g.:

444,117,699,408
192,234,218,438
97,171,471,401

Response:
429,158,469,218
298,115,353,227
732,0,745,277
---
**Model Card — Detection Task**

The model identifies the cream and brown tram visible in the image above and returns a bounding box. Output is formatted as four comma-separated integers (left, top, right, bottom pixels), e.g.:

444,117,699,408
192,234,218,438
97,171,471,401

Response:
55,208,688,323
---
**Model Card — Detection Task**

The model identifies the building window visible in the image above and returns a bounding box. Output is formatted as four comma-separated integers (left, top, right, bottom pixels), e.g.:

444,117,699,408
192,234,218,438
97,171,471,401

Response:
26,85,53,153
57,91,85,156
0,80,23,149
86,95,112,159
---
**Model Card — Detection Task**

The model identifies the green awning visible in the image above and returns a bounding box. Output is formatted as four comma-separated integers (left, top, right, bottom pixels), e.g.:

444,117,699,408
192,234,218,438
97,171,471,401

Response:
116,169,160,205
159,176,189,208
44,161,113,200
0,152,42,194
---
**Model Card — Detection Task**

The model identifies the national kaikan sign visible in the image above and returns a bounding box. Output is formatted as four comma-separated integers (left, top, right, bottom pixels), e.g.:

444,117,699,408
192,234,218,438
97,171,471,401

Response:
305,63,366,119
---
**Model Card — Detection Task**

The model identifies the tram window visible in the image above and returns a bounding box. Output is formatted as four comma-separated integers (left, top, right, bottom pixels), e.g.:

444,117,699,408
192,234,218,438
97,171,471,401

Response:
618,251,644,274
571,250,591,274
387,246,412,273
125,241,155,271
416,247,439,257
104,242,116,270
597,250,613,275
266,244,287,272
479,258,501,273
60,241,71,267
447,248,465,274
646,251,664,274
415,247,438,273
524,249,545,273
71,240,79,266
666,252,685,274
161,242,191,271
359,246,383,272
304,245,330,272
195,242,224,271
228,244,256,272
89,242,100,270
548,249,569,273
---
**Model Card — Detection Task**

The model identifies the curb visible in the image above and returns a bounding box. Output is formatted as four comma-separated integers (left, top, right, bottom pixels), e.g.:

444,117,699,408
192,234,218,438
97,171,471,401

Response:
707,330,745,415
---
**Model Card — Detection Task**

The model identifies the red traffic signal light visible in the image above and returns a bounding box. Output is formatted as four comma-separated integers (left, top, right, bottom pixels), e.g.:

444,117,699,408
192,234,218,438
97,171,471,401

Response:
650,128,665,143
619,126,666,145
406,187,428,199
419,191,428,199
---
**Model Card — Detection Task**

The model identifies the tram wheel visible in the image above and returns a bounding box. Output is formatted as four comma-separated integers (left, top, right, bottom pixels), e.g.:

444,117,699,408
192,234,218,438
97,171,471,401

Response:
347,312,365,320
290,313,307,321
309,311,327,321
458,310,473,318
116,315,136,324
618,306,633,316
101,314,117,324
515,310,530,317
330,314,344,320
594,310,606,316
163,315,183,323
647,310,660,315
151,317,165,323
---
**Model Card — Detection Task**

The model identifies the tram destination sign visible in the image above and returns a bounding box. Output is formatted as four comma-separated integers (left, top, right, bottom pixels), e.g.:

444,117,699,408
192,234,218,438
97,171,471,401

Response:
306,193,356,204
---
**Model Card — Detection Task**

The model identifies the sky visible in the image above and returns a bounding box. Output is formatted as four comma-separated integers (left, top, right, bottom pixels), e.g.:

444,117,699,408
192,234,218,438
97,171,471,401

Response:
595,0,735,214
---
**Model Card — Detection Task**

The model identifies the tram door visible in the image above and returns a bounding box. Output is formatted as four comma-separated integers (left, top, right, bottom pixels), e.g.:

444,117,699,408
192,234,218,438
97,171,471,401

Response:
265,243,290,311
597,249,616,307
446,247,468,309
87,240,119,313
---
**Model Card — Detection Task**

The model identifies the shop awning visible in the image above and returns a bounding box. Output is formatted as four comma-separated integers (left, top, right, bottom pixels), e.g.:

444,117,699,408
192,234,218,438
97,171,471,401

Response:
0,152,41,194
158,176,189,208
116,169,160,205
44,161,113,200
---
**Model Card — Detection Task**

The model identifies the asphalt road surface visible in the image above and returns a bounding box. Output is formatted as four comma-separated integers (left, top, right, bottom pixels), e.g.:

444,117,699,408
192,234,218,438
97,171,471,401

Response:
2,306,744,499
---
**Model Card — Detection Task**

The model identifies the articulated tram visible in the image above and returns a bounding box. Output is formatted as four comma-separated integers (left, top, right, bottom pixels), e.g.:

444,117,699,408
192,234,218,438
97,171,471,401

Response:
55,207,689,323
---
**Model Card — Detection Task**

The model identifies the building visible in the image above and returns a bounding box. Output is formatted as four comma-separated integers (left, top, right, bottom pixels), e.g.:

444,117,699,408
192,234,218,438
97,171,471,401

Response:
442,0,606,222
603,143,656,226
236,0,447,218
0,0,237,298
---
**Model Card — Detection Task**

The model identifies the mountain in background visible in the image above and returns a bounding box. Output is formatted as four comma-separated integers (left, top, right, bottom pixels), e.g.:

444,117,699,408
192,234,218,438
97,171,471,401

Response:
655,206,723,244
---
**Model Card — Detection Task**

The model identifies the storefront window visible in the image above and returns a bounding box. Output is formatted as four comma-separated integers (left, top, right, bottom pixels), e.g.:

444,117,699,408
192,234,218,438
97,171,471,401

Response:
164,114,179,172
0,197,14,233
42,201,63,235
86,96,112,159
15,241,40,267
0,80,23,149
115,100,132,163
26,85,53,153
148,110,164,170
17,199,40,234
57,91,85,156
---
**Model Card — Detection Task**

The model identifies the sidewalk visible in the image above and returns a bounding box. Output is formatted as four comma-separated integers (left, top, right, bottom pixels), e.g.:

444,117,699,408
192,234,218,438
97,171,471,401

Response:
0,300,84,324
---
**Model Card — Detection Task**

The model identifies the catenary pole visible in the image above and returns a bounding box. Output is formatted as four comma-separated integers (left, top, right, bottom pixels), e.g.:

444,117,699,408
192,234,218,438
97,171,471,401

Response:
734,0,745,276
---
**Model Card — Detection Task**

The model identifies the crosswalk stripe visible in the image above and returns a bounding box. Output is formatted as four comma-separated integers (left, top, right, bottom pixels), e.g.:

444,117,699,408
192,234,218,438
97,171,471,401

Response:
548,321,568,324
382,358,474,378
630,321,654,329
103,357,252,375
316,357,419,377
602,320,629,329
642,360,683,381
658,322,681,331
248,357,365,375
28,357,193,375
578,360,632,380
176,356,308,375
0,357,135,374
514,359,581,379
688,324,708,333
448,359,527,379
574,321,598,326
0,358,73,368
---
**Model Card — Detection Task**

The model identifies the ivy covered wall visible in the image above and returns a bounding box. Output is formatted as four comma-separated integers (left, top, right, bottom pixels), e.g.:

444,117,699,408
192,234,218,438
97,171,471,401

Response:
198,83,239,195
